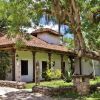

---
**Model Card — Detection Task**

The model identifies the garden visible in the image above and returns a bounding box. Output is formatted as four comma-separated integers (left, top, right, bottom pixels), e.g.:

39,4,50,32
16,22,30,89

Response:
25,76,100,99
25,77,100,89
0,0,100,100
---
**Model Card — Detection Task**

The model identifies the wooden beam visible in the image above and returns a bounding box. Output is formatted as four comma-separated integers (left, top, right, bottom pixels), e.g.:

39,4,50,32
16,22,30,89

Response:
0,47,14,51
11,49,16,81
19,46,76,57
32,51,36,82
69,57,74,74
48,53,51,68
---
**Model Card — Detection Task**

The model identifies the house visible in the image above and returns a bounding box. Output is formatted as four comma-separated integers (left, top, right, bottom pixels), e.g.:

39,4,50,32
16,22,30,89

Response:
0,28,99,82
0,28,75,82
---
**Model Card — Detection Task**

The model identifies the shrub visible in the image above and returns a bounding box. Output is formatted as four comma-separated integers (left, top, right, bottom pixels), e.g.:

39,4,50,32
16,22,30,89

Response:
0,51,10,80
46,68,61,80
64,70,72,82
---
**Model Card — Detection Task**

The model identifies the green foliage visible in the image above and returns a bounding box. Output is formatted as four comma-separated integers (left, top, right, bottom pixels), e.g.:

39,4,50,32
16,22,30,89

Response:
63,37,74,49
0,0,35,36
80,0,100,50
90,76,100,85
0,0,99,51
25,77,100,99
64,70,72,82
15,39,26,49
25,80,73,88
0,51,10,80
46,68,61,80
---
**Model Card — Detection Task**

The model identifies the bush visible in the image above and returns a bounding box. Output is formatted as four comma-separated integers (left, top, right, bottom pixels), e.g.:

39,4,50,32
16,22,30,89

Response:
45,68,61,80
63,70,72,82
0,51,10,80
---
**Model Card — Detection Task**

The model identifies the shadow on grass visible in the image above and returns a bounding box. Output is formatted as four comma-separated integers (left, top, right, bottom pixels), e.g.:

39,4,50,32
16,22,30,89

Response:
53,91,100,100
86,91,100,99
52,92,82,100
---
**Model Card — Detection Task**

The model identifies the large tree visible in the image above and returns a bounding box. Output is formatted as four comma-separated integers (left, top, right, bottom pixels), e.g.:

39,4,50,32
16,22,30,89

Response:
40,0,100,60
0,0,100,61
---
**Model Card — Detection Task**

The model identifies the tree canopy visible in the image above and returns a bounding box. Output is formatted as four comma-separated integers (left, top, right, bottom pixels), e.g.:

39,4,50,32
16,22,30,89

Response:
0,0,100,60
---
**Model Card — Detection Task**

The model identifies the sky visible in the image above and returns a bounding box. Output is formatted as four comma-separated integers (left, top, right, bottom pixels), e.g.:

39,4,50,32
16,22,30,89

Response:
27,15,73,38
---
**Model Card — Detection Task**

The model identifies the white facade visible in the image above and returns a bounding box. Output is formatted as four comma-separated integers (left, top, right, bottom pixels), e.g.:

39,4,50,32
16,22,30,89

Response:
36,52,48,80
37,33,61,45
15,51,33,82
13,50,69,82
6,51,100,82
82,58,100,75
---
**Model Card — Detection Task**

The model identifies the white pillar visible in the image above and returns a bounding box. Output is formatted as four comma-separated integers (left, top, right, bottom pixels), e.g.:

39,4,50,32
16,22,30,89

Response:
15,60,21,81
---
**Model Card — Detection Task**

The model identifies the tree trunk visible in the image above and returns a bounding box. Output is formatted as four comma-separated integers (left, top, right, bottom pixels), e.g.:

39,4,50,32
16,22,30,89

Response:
51,0,100,61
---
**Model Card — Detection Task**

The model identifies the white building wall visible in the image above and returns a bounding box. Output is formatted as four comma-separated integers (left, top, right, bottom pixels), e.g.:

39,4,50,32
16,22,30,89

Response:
37,33,60,45
14,51,70,82
15,50,33,82
51,54,69,72
36,52,69,80
82,58,100,76
51,53,61,69
93,61,100,76
82,59,93,75
63,55,70,71
35,52,48,80
6,50,100,82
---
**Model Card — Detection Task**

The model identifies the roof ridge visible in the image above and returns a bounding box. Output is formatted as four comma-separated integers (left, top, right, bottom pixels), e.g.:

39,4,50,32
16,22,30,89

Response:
31,28,63,36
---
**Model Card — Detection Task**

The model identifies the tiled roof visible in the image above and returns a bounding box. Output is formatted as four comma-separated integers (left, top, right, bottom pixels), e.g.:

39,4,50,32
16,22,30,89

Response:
0,35,71,53
0,32,4,37
31,28,63,36
0,35,14,46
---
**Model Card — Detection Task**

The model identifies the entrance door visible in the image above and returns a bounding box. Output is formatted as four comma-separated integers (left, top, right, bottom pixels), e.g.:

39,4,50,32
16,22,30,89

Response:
21,60,29,82
62,62,65,75
42,61,47,79
21,60,28,75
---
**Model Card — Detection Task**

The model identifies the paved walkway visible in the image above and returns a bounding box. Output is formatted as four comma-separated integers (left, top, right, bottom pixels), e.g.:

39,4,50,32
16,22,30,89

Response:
0,87,19,95
0,87,73,100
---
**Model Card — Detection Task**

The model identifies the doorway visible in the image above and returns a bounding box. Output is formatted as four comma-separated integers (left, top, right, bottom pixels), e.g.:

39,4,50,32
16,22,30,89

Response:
42,61,47,79
21,60,28,75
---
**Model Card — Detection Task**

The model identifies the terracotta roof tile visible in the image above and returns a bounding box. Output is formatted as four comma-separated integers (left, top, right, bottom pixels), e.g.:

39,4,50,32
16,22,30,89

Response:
24,36,68,52
31,28,63,36
0,35,71,53
0,36,14,46
0,32,4,37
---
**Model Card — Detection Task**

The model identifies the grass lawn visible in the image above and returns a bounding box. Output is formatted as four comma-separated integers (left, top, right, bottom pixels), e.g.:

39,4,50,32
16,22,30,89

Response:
25,80,73,89
55,91,100,100
90,76,100,85
25,76,100,89
25,77,100,99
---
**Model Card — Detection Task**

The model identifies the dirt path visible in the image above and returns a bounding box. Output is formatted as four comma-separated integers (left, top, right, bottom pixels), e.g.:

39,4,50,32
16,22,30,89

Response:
0,87,73,100
0,91,74,100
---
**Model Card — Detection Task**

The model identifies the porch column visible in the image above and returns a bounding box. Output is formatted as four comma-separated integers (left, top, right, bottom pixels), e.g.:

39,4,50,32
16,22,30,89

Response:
69,57,74,74
16,54,21,82
48,53,51,68
32,51,36,82
11,49,16,81
61,54,64,79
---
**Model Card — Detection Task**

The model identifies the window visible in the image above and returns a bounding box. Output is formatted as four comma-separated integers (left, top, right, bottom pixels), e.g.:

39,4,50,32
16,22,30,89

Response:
52,61,55,67
42,61,47,78
63,62,65,75
21,60,28,75
63,62,65,68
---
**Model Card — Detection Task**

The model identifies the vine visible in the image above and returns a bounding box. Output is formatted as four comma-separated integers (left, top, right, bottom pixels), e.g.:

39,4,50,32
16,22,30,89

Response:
0,51,10,80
